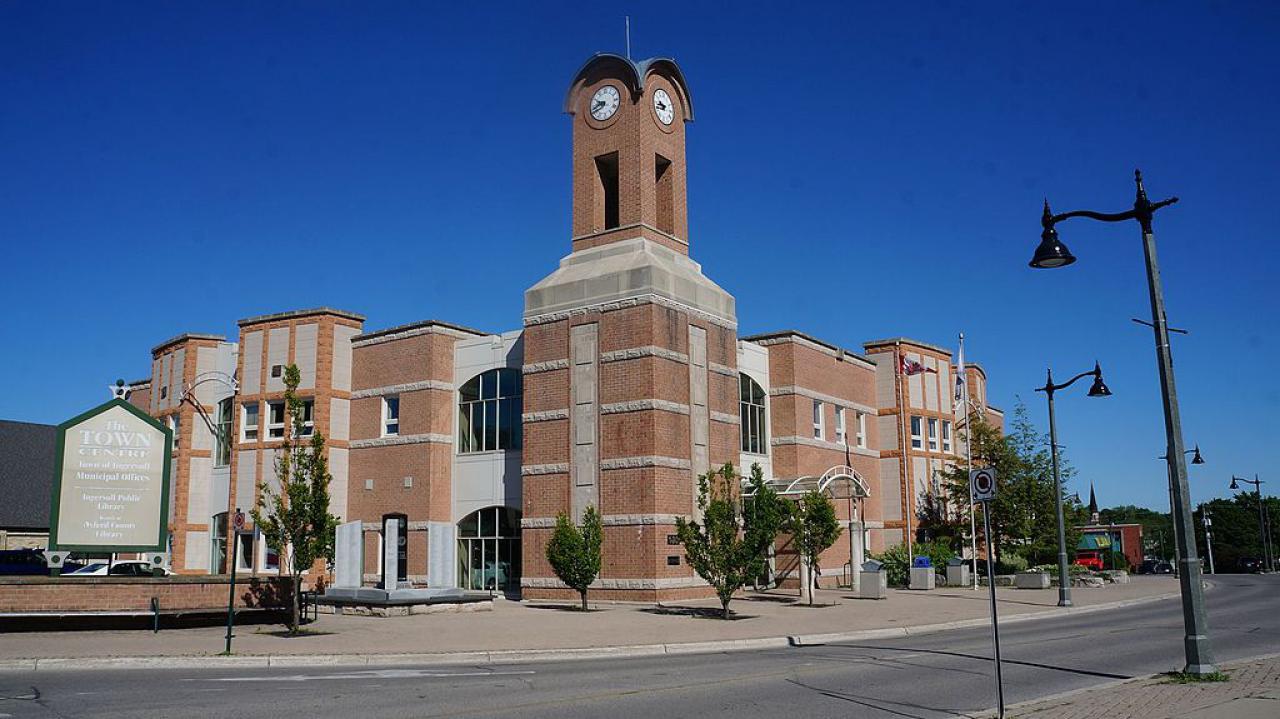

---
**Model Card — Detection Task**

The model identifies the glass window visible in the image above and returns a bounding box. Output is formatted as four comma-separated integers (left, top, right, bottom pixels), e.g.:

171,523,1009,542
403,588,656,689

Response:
235,533,254,571
457,369,522,453
262,539,279,572
210,512,228,573
382,396,399,437
268,401,286,439
910,416,923,449
813,400,824,440
242,402,260,441
856,411,867,448
739,374,767,455
215,399,233,467
299,399,314,436
927,418,939,451
456,506,522,593
167,414,180,450
835,407,846,445
942,420,952,453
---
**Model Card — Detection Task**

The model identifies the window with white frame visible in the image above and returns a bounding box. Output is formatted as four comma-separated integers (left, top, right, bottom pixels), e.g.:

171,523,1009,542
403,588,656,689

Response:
856,411,867,448
260,536,279,572
167,414,180,450
267,401,286,439
235,532,254,571
382,396,400,437
942,420,952,453
835,407,846,445
214,399,232,467
242,402,259,442
812,400,824,440
927,418,939,451
739,374,768,455
457,369,522,453
299,399,314,436
910,415,923,449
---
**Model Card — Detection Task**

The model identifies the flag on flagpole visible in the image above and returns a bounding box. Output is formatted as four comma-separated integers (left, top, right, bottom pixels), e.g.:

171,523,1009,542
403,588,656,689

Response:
900,355,937,376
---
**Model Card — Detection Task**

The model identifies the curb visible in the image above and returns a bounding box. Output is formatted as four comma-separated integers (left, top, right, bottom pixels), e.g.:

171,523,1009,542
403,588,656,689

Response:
0,590,1180,674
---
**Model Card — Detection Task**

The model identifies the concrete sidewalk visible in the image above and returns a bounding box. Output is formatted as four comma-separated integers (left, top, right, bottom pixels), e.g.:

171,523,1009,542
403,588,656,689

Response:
0,577,1179,670
1000,653,1280,718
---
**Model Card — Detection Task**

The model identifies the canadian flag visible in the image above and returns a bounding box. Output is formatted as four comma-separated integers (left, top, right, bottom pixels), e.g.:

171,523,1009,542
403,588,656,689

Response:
900,355,937,376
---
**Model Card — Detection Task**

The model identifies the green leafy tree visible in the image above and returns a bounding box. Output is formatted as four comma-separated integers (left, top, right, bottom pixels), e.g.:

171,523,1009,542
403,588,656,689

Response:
788,490,843,605
677,463,782,619
939,401,1081,568
1194,494,1279,572
741,463,790,589
1099,505,1173,560
545,505,603,611
251,364,339,635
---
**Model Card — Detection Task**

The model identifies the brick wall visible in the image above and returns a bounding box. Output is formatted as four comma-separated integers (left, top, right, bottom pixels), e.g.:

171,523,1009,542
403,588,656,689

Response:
0,576,293,613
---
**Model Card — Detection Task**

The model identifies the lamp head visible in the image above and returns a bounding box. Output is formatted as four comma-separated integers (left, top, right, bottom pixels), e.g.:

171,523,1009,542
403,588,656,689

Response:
1190,445,1204,465
1031,201,1076,269
1087,362,1111,397
1230,477,1240,490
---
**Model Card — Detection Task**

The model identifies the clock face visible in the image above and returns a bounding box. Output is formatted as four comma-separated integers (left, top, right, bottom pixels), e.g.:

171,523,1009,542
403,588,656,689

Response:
652,88,675,125
589,85,621,121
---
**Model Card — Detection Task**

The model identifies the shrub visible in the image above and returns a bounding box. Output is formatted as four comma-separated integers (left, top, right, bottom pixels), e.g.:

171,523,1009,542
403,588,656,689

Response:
996,553,1029,575
871,541,956,587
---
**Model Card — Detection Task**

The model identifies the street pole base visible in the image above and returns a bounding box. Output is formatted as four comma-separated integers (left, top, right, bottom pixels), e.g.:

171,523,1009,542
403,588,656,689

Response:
1182,663,1219,677
1057,599,1073,608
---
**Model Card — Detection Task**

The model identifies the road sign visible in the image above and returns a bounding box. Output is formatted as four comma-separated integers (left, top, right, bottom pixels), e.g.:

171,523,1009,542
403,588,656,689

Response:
970,467,997,503
232,510,246,532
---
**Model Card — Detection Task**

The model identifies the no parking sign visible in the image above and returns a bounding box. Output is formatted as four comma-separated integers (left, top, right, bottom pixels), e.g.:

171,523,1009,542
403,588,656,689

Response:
970,467,997,503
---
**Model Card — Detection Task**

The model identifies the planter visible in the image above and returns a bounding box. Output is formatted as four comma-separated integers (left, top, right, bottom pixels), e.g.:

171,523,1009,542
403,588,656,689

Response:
908,566,936,590
1014,571,1051,589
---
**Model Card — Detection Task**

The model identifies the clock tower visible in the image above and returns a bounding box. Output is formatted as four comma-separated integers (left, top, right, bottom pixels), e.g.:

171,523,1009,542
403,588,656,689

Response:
522,54,739,602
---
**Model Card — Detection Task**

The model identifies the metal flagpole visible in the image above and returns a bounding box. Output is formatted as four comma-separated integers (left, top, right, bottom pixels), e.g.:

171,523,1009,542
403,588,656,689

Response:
958,333,979,590
897,341,913,560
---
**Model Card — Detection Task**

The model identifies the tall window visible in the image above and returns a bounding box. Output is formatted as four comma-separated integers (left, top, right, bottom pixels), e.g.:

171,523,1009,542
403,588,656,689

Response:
214,399,232,467
242,402,259,442
299,399,314,436
856,411,867,448
927,418,939,451
167,414,180,450
739,374,767,455
595,152,619,230
382,396,400,436
834,407,846,445
210,511,228,573
235,532,254,571
910,415,923,449
941,420,952,453
267,401,286,439
813,400,824,440
458,369,522,453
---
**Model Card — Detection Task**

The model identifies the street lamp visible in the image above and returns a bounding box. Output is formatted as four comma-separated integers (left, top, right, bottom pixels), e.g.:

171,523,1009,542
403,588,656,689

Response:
1030,170,1216,676
1230,475,1272,572
1158,445,1205,577
1201,508,1215,575
1035,362,1111,607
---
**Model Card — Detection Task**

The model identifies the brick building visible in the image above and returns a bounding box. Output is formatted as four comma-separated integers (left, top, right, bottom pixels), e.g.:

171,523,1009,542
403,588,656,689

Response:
116,53,1002,601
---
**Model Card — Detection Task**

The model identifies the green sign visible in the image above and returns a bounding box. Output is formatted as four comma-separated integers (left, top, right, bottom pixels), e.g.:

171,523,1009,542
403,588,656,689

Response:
49,398,172,553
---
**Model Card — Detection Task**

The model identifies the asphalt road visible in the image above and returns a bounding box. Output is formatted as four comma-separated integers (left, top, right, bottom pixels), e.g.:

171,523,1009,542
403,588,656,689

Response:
1,574,1276,719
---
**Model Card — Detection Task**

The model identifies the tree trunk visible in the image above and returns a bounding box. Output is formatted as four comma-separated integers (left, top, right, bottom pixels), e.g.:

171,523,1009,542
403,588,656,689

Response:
291,574,301,634
721,598,731,620
580,589,588,612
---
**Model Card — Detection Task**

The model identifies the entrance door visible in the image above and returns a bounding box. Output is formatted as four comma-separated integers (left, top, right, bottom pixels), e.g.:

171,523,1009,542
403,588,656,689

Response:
456,506,521,594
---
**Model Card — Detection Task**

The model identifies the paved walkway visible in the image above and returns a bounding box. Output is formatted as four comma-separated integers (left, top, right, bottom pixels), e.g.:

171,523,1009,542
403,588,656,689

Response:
0,577,1177,662
1004,653,1280,719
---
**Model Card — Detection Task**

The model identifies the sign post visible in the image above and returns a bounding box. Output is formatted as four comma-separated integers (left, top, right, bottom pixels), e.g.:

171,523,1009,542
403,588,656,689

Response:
224,509,245,655
971,467,1005,719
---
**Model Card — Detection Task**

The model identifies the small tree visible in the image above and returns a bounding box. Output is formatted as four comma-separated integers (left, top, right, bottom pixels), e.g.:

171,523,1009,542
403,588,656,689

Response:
545,505,603,611
677,463,780,619
742,463,790,589
251,364,339,635
788,490,843,605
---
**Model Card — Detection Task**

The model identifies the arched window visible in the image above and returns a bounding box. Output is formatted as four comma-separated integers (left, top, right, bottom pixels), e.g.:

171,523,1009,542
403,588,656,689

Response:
740,373,768,454
458,368,522,453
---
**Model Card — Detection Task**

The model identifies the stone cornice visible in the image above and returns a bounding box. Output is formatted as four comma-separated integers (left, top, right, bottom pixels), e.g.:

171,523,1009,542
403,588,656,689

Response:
600,455,692,470
521,463,569,476
600,399,689,416
524,294,737,330
522,409,569,423
710,411,740,425
350,380,452,399
522,359,571,374
349,433,452,449
600,346,689,364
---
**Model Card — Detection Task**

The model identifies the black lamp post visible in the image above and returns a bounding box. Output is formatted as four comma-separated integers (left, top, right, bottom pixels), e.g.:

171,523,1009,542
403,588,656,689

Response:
1035,362,1111,607
1230,475,1272,572
1030,170,1216,676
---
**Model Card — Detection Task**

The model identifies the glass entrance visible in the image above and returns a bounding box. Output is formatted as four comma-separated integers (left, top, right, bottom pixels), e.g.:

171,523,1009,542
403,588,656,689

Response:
457,506,521,594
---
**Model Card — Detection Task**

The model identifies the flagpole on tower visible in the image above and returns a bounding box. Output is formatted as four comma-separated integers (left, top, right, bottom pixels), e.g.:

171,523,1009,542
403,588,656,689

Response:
625,16,631,60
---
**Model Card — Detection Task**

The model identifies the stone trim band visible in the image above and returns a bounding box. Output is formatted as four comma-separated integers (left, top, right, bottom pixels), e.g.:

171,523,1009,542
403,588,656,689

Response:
351,380,452,399
523,293,737,331
770,385,876,415
350,433,452,449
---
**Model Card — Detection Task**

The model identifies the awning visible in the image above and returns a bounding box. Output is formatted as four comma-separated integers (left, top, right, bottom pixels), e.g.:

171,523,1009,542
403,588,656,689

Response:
740,465,871,500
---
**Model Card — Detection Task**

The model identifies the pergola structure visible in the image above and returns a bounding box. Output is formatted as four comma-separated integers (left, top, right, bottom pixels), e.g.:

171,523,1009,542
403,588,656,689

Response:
741,465,872,590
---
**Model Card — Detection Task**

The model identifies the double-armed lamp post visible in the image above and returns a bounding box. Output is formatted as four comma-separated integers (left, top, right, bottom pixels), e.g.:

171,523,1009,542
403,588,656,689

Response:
1030,170,1216,676
1035,362,1111,607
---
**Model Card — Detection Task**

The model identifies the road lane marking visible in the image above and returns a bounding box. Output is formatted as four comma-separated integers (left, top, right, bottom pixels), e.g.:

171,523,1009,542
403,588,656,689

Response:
189,669,536,683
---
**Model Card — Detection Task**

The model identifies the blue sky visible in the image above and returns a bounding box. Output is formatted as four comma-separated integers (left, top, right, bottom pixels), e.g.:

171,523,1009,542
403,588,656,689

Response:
3,2,1277,511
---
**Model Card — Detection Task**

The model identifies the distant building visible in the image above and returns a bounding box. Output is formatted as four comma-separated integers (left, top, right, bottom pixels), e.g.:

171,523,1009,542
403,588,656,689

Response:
0,420,56,550
1078,523,1144,570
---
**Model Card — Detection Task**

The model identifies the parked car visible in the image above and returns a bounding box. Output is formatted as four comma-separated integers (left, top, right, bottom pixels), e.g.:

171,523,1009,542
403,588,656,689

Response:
1137,559,1174,575
0,548,49,575
1236,557,1263,573
64,560,169,577
1074,551,1104,571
